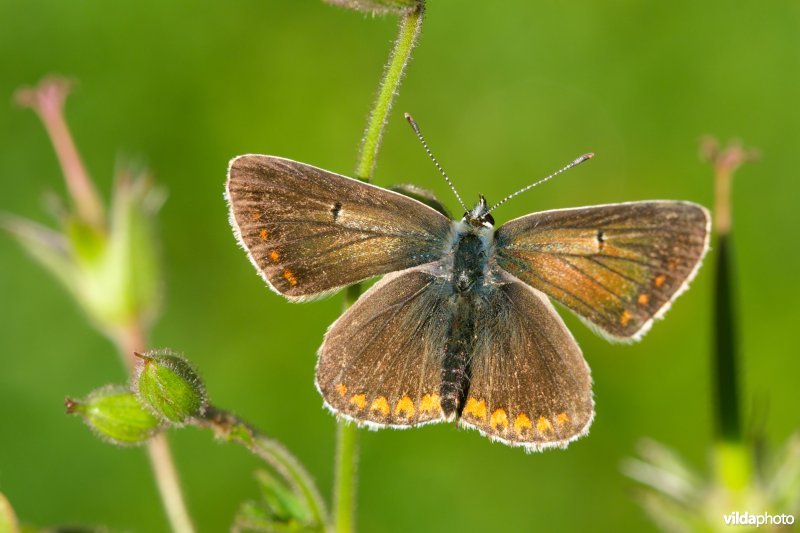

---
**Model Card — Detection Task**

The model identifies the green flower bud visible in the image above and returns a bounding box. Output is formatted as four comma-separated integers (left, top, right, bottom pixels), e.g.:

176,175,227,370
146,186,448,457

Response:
134,350,207,424
72,170,164,336
66,385,161,446
323,0,419,15
7,78,164,342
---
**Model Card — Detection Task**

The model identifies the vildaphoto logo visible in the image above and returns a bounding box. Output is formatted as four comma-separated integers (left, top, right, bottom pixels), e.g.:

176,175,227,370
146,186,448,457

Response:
723,511,795,527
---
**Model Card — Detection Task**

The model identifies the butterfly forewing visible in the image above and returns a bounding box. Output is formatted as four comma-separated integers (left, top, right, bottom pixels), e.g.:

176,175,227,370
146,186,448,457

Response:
495,201,710,340
317,266,451,427
226,155,452,300
459,279,594,450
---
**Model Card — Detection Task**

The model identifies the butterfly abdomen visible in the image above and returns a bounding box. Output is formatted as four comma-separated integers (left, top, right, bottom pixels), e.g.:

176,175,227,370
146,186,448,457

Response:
441,299,476,417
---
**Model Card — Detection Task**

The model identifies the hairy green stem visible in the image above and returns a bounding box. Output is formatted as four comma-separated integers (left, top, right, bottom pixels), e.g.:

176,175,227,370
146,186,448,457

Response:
334,6,424,532
354,5,424,181
146,435,195,533
333,420,359,533
333,286,362,533
119,323,196,533
196,406,328,527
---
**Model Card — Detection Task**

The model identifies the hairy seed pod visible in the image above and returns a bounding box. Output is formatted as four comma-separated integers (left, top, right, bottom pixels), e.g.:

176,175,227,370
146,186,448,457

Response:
66,385,162,446
134,349,207,425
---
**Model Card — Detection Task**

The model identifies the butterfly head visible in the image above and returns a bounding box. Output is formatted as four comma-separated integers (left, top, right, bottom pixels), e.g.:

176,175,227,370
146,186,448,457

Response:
464,195,495,228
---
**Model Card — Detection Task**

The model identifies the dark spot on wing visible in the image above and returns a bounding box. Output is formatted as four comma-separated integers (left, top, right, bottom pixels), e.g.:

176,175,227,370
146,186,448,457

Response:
596,229,605,250
331,201,342,221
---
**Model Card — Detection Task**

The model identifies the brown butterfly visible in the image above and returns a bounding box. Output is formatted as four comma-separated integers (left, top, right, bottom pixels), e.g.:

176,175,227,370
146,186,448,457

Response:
225,115,710,451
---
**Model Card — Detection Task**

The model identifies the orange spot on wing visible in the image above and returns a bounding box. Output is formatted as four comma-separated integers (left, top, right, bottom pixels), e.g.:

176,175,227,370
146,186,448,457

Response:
269,250,280,263
556,413,569,426
464,398,487,421
394,396,416,418
638,293,650,305
259,229,269,241
620,310,632,327
282,269,298,287
350,394,366,410
654,274,667,288
537,416,553,434
513,413,533,435
370,396,390,416
335,383,347,397
419,393,441,414
250,212,262,221
490,409,509,431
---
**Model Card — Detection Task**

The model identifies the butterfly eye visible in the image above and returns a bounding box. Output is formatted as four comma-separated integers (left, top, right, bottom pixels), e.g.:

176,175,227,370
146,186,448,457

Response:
483,212,495,226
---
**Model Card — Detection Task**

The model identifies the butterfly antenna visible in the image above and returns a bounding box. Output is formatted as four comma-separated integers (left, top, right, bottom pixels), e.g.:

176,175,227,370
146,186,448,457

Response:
404,113,468,212
488,153,594,213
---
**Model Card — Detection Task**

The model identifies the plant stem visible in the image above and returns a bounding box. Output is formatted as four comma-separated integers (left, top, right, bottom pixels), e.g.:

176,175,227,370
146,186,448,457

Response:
704,140,755,444
703,138,758,491
333,6,424,532
354,4,425,181
333,420,359,533
713,162,740,444
196,406,328,527
332,285,361,533
15,77,105,229
713,231,740,442
146,435,195,533
118,322,195,533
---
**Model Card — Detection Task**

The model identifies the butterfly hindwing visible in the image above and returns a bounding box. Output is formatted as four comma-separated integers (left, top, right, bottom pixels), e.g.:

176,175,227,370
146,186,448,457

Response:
316,265,451,428
495,201,710,340
459,278,594,451
226,155,452,300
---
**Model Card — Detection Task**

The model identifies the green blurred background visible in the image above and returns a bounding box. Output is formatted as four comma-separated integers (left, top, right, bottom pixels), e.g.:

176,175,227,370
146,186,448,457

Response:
1,0,798,531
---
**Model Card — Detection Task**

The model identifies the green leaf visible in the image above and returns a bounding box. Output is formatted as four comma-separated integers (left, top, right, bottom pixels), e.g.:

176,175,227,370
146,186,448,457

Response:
254,470,312,524
232,470,321,532
1,213,78,298
234,501,302,533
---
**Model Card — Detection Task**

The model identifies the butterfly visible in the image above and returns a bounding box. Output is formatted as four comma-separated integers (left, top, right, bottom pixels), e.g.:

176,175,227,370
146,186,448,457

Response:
225,114,710,452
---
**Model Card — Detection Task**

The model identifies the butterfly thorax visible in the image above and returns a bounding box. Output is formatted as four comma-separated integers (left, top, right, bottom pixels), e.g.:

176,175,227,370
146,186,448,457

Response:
451,230,488,293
